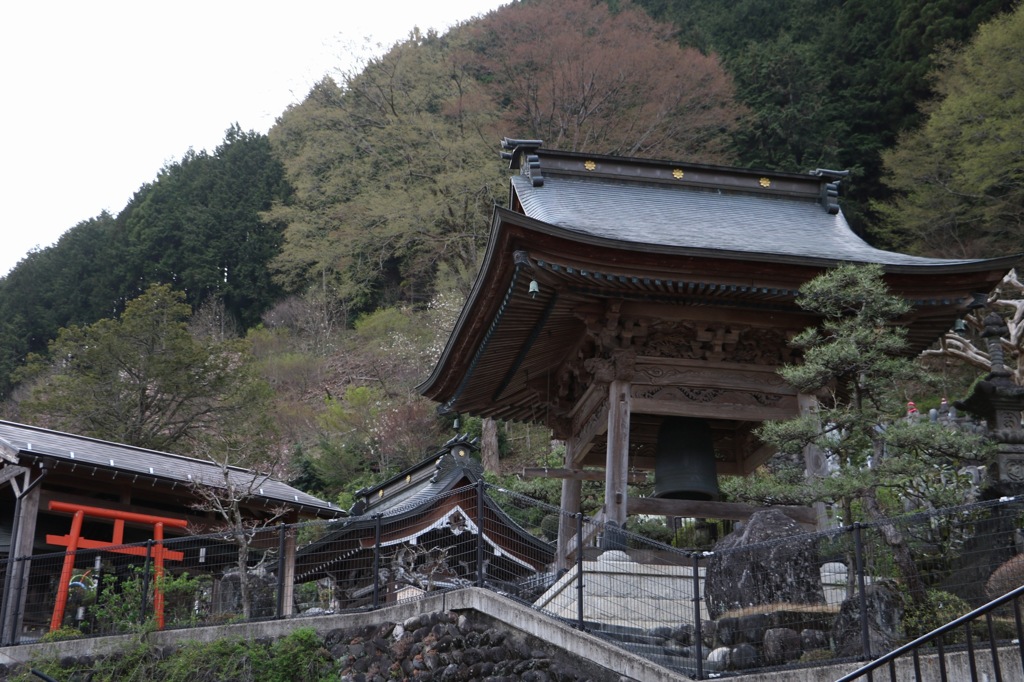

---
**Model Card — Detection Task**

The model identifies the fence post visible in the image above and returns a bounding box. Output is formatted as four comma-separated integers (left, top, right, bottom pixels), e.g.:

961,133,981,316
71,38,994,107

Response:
91,554,104,633
575,512,584,630
693,551,705,680
140,540,153,625
372,514,382,609
853,522,871,660
276,523,287,619
476,479,486,588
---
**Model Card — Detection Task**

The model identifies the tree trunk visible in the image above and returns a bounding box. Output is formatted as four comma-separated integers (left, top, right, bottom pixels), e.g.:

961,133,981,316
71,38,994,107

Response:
862,490,927,605
481,418,499,474
236,533,251,619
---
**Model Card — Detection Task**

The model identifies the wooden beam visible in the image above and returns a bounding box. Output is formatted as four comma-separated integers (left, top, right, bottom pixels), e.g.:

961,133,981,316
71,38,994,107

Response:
0,440,19,464
627,496,816,527
0,465,28,488
569,386,608,463
631,396,796,422
523,467,648,484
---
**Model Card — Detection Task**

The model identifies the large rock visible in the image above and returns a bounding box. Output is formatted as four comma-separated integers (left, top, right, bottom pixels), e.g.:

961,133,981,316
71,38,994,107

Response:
763,627,802,665
704,509,826,619
831,582,904,659
213,568,278,618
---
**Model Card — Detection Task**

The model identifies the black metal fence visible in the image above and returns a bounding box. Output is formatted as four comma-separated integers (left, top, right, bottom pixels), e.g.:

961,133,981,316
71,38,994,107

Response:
2,485,1024,680
834,581,1024,682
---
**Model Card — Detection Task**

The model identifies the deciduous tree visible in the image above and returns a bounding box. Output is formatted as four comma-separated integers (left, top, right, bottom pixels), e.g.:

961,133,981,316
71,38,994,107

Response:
268,33,503,313
876,4,1024,256
469,0,743,161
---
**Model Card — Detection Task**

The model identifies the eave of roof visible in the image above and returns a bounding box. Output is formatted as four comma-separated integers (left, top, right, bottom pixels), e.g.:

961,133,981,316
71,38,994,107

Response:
293,456,554,580
418,206,1016,414
421,144,1018,421
0,421,341,517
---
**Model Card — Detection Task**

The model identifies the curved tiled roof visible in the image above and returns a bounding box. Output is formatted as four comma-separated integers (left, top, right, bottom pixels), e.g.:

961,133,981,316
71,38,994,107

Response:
419,145,1018,427
511,174,993,268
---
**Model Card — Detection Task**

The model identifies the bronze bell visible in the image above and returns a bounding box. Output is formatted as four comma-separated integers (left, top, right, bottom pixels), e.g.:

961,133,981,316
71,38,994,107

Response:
652,416,721,501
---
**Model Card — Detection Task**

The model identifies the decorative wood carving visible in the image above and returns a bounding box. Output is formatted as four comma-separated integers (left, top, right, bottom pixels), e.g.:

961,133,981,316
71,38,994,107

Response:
636,322,796,365
635,360,793,392
632,384,789,409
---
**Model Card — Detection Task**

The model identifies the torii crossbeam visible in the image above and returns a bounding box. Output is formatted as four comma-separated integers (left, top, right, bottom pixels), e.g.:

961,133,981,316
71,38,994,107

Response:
46,501,187,631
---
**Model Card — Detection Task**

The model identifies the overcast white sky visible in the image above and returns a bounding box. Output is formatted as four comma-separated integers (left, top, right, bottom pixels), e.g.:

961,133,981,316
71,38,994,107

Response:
0,1,507,277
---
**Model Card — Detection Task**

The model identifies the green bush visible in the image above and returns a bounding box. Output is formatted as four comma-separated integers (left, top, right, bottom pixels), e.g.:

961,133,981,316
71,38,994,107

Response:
159,637,270,682
625,517,675,545
903,589,972,642
87,566,205,634
38,625,83,642
267,628,334,682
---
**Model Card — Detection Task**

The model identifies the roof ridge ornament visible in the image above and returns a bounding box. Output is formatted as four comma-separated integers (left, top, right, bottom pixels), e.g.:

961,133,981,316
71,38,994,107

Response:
500,138,545,187
810,168,851,215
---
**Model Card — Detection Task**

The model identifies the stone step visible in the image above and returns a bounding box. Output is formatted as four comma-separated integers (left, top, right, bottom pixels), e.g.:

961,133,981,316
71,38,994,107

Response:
593,628,663,646
603,640,719,676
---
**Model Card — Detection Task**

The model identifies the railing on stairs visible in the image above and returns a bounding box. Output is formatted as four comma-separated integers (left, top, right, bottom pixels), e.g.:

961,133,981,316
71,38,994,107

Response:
835,582,1024,682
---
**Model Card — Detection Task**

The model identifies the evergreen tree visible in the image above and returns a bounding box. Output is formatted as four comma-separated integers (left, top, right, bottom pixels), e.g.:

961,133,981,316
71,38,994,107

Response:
18,284,273,453
740,264,989,604
124,125,290,327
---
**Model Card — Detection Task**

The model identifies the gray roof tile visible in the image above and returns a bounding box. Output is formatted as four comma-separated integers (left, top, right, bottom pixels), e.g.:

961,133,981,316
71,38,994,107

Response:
0,420,338,515
512,175,989,267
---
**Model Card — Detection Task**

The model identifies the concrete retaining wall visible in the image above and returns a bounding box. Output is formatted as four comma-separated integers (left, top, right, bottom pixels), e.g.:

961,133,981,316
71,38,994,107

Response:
1,588,1021,682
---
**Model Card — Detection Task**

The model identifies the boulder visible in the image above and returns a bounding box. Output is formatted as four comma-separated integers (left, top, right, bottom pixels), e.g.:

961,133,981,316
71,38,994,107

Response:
213,568,277,618
730,643,759,669
763,627,802,665
801,628,829,652
832,582,904,659
704,509,826,619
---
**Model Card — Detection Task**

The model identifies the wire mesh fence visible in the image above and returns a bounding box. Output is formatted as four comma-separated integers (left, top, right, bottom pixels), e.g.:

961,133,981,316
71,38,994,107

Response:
2,485,1024,679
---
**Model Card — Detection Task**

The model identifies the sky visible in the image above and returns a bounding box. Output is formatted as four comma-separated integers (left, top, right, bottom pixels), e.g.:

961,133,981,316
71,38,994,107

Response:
0,1,508,277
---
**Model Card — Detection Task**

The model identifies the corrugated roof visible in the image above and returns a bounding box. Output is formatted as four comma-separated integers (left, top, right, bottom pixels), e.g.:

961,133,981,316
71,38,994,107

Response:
0,420,339,516
511,174,989,268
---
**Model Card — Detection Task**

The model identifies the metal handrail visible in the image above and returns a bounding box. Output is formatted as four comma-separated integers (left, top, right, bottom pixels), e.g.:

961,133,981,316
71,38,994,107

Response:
834,582,1024,682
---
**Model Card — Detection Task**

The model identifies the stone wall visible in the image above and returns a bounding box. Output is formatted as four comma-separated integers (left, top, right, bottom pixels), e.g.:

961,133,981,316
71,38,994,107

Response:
0,590,682,682
3,610,625,682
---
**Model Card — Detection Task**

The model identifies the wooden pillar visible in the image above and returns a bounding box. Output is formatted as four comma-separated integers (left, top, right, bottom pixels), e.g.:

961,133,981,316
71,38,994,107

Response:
281,526,297,616
798,393,829,530
1,471,41,645
556,441,582,571
605,378,632,529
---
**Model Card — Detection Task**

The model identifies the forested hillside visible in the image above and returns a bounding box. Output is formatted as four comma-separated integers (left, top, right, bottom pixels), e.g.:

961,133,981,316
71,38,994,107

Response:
0,0,1020,507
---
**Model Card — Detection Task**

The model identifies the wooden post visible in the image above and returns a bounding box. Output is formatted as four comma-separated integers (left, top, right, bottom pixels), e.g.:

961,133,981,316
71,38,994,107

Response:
605,378,632,528
280,525,296,616
556,441,582,571
1,474,41,644
798,393,829,530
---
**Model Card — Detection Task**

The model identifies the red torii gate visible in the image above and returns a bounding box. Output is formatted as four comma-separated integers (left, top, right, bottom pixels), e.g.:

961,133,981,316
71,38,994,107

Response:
46,501,188,631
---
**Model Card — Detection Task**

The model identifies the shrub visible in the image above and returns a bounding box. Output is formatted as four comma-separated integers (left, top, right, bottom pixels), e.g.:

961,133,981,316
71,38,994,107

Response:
986,553,1024,601
267,627,334,682
903,589,972,642
38,626,83,642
